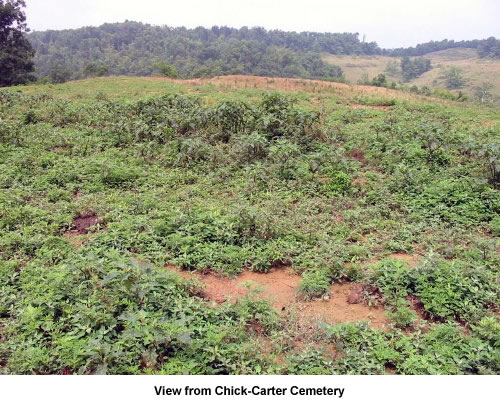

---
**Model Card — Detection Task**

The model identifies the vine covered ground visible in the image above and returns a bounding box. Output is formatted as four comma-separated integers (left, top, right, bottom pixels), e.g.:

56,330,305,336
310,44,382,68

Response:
0,76,498,374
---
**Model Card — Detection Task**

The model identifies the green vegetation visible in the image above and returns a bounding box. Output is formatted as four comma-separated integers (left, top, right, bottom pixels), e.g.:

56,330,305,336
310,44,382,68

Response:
400,56,432,81
440,66,467,89
387,37,500,58
28,21,348,82
152,61,179,78
0,0,34,86
25,22,498,85
0,76,498,375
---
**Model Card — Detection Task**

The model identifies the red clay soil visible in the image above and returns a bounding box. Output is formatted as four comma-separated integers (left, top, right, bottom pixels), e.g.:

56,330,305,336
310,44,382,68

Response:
170,266,301,309
389,253,419,268
168,266,389,329
349,103,391,110
299,283,387,329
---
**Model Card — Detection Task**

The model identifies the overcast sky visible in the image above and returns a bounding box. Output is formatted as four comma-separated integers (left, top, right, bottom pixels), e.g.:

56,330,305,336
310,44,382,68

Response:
25,0,500,48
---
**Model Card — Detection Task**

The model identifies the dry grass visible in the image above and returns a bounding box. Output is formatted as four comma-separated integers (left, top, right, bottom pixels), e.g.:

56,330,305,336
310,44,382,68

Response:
148,74,461,106
323,48,500,99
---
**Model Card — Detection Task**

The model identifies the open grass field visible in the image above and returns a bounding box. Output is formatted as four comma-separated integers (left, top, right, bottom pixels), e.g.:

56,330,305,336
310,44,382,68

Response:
0,76,498,375
323,48,500,100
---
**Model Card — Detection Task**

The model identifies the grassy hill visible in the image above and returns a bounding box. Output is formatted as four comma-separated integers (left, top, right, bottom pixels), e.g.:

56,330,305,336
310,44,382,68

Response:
323,48,500,101
0,76,498,375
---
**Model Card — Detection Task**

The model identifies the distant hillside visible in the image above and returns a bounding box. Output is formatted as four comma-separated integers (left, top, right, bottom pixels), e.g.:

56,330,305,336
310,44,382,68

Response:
27,22,499,83
29,21,370,81
323,48,500,102
383,37,500,58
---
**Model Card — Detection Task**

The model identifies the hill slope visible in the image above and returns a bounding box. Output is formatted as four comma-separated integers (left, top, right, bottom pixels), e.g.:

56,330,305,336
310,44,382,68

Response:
323,48,500,101
0,76,498,375
27,22,499,87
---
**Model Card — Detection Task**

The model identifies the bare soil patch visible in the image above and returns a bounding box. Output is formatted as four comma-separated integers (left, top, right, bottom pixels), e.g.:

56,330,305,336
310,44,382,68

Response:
300,283,388,329
389,253,419,268
63,214,99,247
168,266,389,328
62,234,85,248
71,214,98,235
172,266,301,308
348,149,367,165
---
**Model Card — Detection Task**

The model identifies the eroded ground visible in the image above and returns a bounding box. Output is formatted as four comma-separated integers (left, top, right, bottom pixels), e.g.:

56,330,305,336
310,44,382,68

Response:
167,265,389,329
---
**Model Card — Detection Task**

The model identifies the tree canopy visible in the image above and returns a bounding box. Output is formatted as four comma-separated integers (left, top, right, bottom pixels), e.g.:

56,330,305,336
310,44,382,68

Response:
400,56,432,81
28,22,353,82
0,0,34,86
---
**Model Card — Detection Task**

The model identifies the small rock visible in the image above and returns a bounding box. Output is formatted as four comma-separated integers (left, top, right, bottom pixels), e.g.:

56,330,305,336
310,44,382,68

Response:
347,285,364,304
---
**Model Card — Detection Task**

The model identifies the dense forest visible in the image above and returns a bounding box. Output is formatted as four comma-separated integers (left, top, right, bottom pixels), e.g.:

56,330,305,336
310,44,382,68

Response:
26,22,499,82
28,22,352,81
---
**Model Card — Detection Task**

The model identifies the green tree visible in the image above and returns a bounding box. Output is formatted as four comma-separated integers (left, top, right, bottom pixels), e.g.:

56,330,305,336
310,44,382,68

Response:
371,73,387,87
83,62,109,77
0,0,34,86
440,66,467,89
474,82,494,104
152,61,179,78
49,61,71,84
384,60,400,76
400,56,432,82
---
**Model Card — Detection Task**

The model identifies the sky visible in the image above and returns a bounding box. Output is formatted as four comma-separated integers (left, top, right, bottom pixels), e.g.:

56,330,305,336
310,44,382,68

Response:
25,0,500,49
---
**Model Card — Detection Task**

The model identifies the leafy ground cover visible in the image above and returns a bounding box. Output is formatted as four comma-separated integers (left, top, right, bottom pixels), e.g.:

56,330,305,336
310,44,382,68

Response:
0,76,498,374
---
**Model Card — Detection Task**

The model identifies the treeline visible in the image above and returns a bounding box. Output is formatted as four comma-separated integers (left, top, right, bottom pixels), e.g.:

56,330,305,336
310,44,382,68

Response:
477,37,500,58
384,37,500,58
28,21,365,81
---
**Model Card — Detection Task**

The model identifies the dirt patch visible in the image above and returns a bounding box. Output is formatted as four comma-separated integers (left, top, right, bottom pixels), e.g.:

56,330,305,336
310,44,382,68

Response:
51,144,72,153
348,149,367,165
389,253,419,268
334,215,345,223
300,283,388,329
350,103,391,110
168,266,389,329
353,177,367,187
172,266,302,308
63,214,99,247
71,214,98,235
